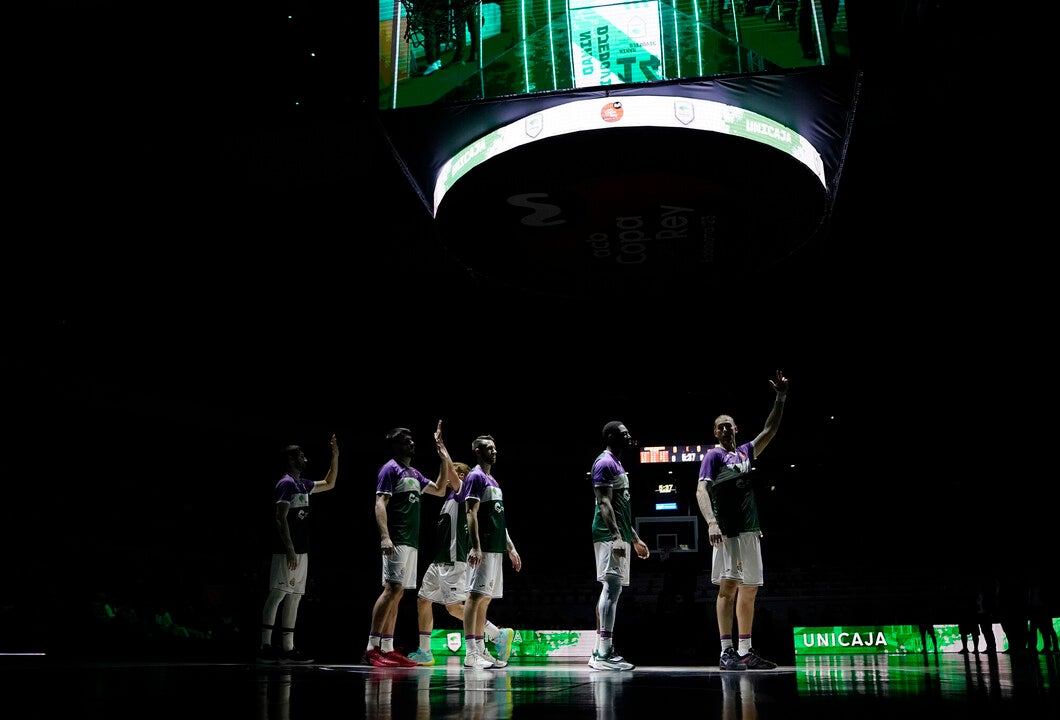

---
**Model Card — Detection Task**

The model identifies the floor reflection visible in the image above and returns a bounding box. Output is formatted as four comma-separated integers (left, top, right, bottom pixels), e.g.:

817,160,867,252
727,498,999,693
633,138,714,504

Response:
9,652,1059,720
720,672,759,720
256,668,292,720
589,668,633,719
795,652,1059,699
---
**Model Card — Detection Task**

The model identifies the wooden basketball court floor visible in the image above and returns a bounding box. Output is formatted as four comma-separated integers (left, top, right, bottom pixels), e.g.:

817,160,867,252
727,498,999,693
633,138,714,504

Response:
5,652,1057,719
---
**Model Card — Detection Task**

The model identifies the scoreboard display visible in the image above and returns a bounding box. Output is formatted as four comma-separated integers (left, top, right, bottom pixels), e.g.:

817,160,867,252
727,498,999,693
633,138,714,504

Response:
639,445,712,464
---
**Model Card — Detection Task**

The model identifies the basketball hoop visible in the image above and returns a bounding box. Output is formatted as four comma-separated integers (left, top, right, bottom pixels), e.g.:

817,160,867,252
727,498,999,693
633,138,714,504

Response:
657,532,678,561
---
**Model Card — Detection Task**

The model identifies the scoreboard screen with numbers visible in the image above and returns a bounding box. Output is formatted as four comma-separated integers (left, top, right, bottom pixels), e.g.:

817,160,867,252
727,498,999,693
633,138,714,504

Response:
568,0,663,89
639,445,712,464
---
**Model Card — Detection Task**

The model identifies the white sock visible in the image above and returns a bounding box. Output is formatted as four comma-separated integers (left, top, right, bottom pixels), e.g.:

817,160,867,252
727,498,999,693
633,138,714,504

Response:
367,634,380,651
738,637,751,655
484,621,500,642
419,632,432,652
381,636,394,653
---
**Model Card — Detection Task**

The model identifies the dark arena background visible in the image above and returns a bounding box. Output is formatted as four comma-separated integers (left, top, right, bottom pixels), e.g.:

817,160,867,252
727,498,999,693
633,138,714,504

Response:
7,1,1055,718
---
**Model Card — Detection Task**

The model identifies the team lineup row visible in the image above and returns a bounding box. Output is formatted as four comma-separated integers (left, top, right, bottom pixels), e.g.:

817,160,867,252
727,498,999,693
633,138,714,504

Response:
257,370,789,671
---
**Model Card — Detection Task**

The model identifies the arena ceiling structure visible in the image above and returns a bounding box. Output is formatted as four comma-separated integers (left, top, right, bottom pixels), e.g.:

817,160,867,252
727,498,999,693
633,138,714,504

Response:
375,16,861,300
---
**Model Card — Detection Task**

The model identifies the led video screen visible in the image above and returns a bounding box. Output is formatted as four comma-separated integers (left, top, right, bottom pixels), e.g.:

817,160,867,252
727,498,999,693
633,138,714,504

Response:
380,0,848,109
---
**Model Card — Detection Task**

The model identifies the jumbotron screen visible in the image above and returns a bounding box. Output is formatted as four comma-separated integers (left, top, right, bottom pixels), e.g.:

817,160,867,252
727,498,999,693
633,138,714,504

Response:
380,0,848,109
